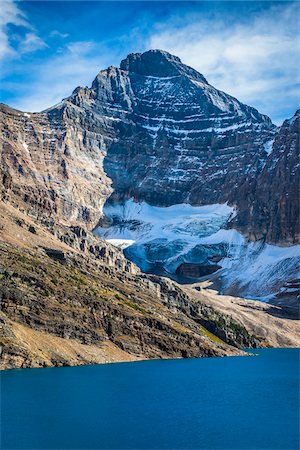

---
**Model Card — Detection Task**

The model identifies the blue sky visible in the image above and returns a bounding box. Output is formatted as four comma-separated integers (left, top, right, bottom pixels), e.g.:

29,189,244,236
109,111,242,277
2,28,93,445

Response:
0,1,299,124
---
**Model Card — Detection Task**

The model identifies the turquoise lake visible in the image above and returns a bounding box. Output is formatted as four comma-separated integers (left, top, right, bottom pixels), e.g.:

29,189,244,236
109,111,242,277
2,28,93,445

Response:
1,348,299,449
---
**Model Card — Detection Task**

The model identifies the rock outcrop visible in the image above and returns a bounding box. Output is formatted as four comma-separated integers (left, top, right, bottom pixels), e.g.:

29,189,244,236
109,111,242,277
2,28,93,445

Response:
175,262,221,279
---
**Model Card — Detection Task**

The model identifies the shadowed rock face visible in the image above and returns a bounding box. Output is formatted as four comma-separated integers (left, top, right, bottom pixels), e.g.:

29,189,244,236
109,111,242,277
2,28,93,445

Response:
101,50,275,206
230,110,300,245
176,263,221,279
0,49,297,246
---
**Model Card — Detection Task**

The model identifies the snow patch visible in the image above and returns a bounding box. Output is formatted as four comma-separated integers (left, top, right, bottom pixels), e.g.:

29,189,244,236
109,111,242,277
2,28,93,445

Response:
219,240,300,300
287,111,299,126
144,75,180,80
107,239,135,249
199,229,245,246
96,200,236,274
263,139,275,155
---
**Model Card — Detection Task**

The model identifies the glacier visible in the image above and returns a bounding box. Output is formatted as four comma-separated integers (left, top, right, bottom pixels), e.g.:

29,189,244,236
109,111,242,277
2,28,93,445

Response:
95,199,300,301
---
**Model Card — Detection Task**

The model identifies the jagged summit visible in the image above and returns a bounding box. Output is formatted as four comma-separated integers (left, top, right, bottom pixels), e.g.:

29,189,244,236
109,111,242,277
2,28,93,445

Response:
120,49,181,74
120,49,207,82
294,109,300,117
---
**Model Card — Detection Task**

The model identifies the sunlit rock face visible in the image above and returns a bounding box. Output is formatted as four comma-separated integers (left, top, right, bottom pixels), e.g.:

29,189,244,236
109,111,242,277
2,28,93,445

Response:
0,103,113,229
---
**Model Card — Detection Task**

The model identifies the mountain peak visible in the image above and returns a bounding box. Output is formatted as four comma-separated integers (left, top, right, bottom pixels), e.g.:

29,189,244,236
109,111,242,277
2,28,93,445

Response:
120,49,207,82
120,50,181,75
285,108,300,127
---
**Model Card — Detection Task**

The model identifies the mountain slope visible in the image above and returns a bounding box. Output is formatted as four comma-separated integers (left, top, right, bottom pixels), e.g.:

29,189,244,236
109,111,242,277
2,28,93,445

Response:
1,201,257,370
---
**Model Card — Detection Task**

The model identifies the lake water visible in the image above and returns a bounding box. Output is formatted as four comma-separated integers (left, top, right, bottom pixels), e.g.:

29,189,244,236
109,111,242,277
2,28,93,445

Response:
1,348,299,449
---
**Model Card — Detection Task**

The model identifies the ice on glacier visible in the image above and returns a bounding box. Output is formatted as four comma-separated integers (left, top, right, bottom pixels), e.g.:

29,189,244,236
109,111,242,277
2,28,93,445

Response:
95,199,300,301
96,199,234,243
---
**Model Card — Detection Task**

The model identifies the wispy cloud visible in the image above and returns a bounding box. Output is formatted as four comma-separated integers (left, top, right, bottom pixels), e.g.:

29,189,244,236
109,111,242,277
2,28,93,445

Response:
148,2,300,123
7,40,113,112
0,0,46,61
50,30,69,39
19,32,47,53
0,0,28,59
0,2,109,111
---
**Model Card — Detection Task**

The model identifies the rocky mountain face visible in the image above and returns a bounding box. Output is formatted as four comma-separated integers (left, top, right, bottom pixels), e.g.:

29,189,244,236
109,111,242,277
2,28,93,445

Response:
2,50,297,245
231,110,300,245
0,103,112,229
1,50,279,234
104,51,275,207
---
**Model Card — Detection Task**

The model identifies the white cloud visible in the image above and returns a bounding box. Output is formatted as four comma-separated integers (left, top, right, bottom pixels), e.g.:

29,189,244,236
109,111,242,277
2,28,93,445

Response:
0,0,28,59
50,30,69,39
66,41,95,55
19,32,47,53
148,2,300,123
0,0,46,61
